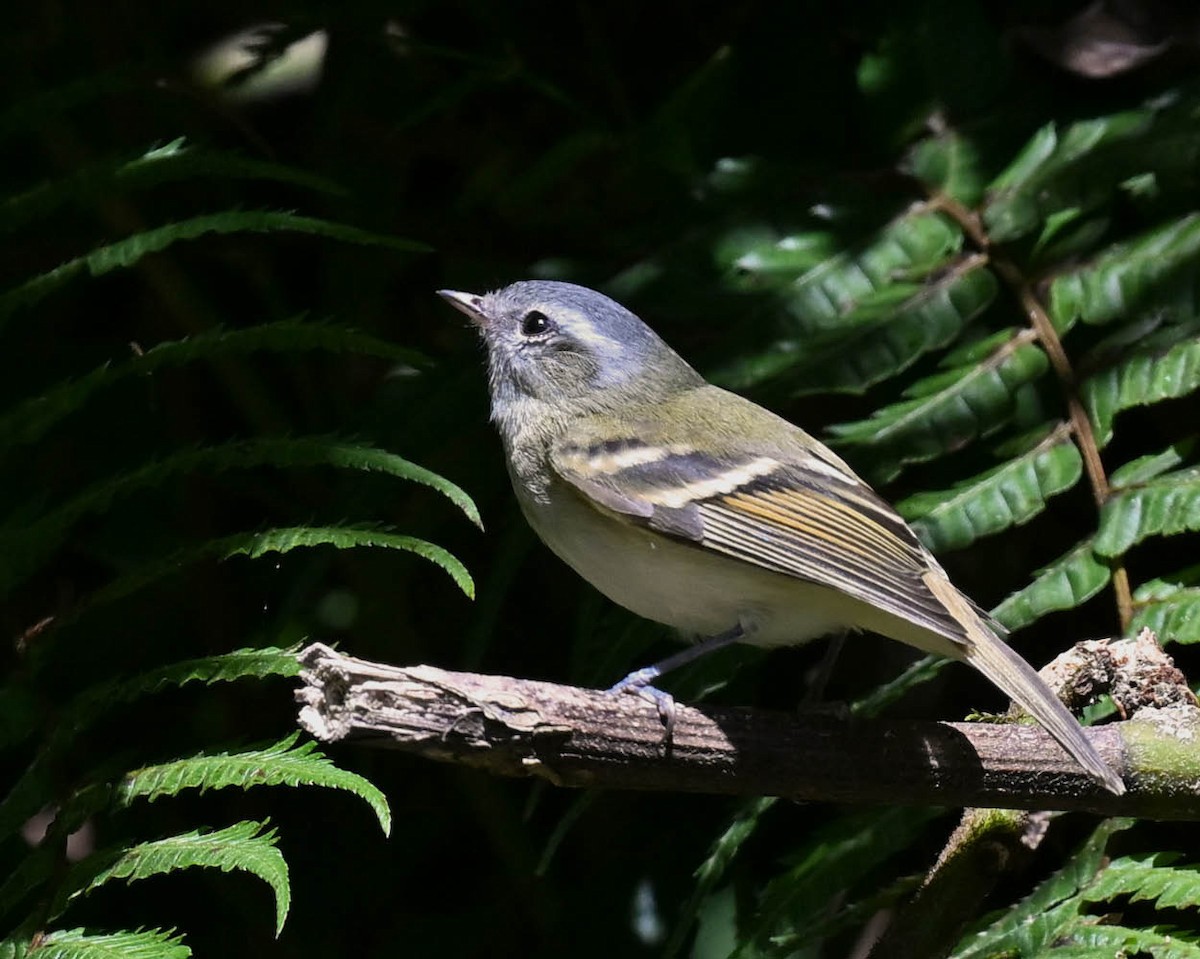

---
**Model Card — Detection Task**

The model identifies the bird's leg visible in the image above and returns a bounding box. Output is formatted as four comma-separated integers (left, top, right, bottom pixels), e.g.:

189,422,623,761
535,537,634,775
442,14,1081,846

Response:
804,632,846,706
607,624,746,735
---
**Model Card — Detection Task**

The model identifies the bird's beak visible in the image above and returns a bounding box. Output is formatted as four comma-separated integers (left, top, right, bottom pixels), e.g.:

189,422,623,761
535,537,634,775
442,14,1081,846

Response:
437,289,488,327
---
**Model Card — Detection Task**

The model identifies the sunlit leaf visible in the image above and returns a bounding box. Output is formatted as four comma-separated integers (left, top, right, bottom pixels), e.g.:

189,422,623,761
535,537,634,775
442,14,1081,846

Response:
900,426,1081,552
904,129,986,206
1131,567,1200,645
985,90,1200,242
991,538,1112,633
951,820,1134,959
55,821,289,934
829,331,1048,483
1083,317,1200,446
1095,465,1200,556
1049,215,1200,331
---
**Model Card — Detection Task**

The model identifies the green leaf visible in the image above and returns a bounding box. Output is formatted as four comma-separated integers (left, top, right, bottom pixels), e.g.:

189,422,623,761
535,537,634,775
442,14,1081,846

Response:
717,259,997,395
0,648,301,846
736,807,941,958
851,654,952,717
1036,925,1200,959
0,211,428,327
1110,441,1195,488
1132,567,1200,645
780,210,964,333
1083,317,1200,446
225,526,473,595
794,259,998,396
982,122,1057,229
985,114,1144,242
991,538,1112,633
0,437,479,593
951,819,1134,959
1095,465,1200,557
663,797,778,959
83,525,474,613
55,821,289,935
828,331,1048,483
904,129,987,206
1082,851,1200,911
1049,215,1200,331
1,139,346,235
1,927,191,959
0,320,428,449
716,225,839,290
900,425,1082,552
985,90,1200,242
119,733,391,836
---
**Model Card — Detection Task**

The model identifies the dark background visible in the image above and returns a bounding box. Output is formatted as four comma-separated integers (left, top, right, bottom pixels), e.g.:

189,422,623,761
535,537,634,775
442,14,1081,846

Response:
3,2,1199,956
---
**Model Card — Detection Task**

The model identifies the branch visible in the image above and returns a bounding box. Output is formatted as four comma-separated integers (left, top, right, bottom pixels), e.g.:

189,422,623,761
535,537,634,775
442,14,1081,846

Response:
295,640,1200,819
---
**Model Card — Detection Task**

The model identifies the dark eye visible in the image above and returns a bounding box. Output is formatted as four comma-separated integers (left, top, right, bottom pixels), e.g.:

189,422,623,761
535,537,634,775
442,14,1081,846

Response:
520,310,551,337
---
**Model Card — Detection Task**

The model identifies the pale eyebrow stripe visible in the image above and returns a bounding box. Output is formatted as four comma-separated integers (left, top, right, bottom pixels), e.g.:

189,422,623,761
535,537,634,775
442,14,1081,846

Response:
554,306,624,351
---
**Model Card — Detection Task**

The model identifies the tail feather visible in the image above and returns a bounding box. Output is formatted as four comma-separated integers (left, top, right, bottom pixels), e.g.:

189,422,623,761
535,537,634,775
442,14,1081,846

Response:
922,572,1125,795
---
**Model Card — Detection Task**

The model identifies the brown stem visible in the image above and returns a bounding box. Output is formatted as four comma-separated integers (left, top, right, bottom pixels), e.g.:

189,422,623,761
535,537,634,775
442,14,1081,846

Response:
865,809,1050,959
926,195,1134,632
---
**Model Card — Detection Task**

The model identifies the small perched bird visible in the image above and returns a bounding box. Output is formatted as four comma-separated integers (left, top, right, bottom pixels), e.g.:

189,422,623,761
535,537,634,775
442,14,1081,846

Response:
440,280,1124,795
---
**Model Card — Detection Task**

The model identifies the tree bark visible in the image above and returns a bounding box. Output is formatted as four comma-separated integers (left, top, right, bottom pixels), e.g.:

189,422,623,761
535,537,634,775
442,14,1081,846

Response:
295,642,1200,818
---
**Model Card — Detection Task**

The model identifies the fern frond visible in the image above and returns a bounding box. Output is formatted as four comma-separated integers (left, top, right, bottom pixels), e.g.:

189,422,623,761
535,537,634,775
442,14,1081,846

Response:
0,648,300,843
828,329,1048,483
900,424,1081,552
53,821,288,935
1038,924,1200,959
1095,464,1200,556
104,646,303,698
990,538,1111,632
118,733,391,835
1083,317,1200,446
0,927,191,959
716,225,838,291
83,525,473,614
1132,567,1200,644
904,128,986,206
950,819,1134,959
1082,850,1200,911
0,211,428,327
782,209,963,333
663,797,778,958
1050,214,1200,331
0,320,428,449
797,259,997,396
984,89,1200,243
2,139,346,235
737,808,941,958
219,526,474,596
0,436,479,593
716,259,995,394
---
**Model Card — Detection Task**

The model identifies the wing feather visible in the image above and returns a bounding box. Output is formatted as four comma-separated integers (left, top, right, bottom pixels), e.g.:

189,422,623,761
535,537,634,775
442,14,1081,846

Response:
550,437,967,643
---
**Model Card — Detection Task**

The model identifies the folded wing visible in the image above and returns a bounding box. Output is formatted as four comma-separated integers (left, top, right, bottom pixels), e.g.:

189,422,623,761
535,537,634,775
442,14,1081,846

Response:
552,436,968,644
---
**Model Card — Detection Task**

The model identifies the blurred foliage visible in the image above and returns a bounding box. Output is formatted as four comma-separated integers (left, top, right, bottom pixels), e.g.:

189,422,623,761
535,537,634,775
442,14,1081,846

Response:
2,1,1200,957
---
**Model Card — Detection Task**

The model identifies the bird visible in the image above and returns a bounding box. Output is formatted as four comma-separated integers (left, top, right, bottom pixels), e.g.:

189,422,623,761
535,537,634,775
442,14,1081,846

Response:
439,279,1124,795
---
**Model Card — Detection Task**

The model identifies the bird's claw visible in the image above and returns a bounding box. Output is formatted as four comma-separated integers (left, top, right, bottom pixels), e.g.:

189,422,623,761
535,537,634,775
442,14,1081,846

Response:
607,669,677,739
